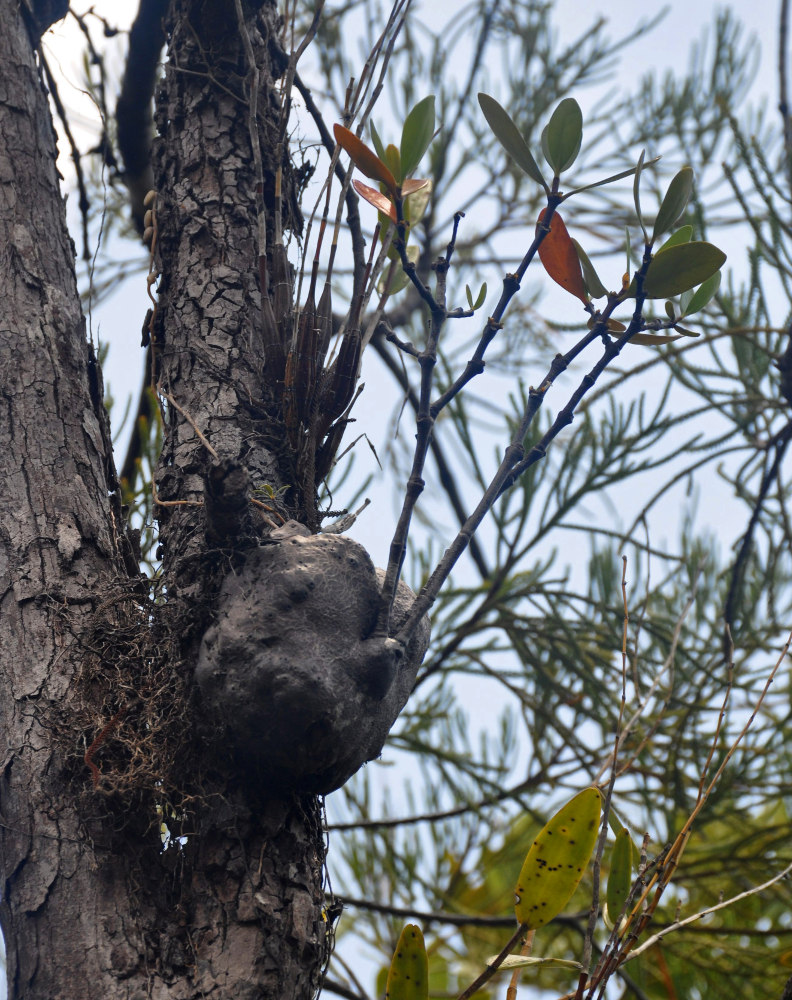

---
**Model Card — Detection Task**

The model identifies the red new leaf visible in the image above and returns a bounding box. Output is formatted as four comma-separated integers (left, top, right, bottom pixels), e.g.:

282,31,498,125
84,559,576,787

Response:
334,124,398,193
537,208,588,303
352,181,397,222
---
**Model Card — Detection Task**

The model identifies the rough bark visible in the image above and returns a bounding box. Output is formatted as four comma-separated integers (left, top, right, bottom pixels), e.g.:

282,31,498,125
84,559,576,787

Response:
1,1,429,995
0,0,329,995
0,0,141,995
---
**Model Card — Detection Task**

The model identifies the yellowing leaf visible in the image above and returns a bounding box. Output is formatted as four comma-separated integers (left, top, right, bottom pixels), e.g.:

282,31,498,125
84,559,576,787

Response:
514,787,602,929
334,124,398,192
537,209,588,304
386,924,428,1000
587,316,626,334
401,178,430,197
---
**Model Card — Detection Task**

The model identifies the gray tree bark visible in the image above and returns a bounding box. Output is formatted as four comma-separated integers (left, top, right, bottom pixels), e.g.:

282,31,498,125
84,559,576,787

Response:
0,0,429,996
0,1,326,997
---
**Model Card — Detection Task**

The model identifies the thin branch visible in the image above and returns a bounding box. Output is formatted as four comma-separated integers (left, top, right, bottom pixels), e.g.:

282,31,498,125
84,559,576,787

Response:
372,328,490,577
627,859,792,961
723,422,792,637
40,51,91,259
336,895,517,928
397,245,655,643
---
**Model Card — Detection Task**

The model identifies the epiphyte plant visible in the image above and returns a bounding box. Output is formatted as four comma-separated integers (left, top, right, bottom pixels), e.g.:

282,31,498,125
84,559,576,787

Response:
330,90,727,643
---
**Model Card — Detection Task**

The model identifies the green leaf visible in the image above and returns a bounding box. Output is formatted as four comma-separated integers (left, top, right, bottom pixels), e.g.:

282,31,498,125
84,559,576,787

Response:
400,95,435,180
477,93,548,192
370,121,387,162
543,98,583,174
466,281,488,311
665,300,676,320
629,332,684,346
658,225,693,252
681,269,722,316
651,166,694,243
404,179,433,226
386,924,428,1000
385,143,402,184
572,239,608,298
643,241,726,298
562,156,661,198
605,828,635,928
514,787,602,929
633,149,647,241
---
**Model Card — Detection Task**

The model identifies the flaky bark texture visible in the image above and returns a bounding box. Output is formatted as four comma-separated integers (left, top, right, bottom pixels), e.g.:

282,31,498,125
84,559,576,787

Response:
0,0,328,995
1,1,429,996
0,0,143,995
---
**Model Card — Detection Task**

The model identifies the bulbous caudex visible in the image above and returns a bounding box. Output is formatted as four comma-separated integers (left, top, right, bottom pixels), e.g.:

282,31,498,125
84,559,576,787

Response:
195,532,430,793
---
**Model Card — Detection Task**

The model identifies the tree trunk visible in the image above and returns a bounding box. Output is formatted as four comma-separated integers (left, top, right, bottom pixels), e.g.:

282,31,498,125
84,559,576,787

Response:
1,0,430,993
0,0,328,996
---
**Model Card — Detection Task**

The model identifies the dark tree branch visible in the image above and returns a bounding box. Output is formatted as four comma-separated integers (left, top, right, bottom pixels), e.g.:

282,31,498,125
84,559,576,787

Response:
723,422,792,638
372,326,491,579
396,243,655,642
117,0,168,231
40,51,91,260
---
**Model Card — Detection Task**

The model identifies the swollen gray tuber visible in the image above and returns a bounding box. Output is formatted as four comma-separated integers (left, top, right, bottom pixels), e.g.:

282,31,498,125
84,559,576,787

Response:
195,532,430,793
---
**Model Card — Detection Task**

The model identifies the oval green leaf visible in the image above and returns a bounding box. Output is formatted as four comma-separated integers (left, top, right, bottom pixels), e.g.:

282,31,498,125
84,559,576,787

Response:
643,241,726,298
370,120,387,161
605,828,635,928
386,924,428,1000
658,224,693,252
400,95,436,180
478,93,548,192
543,98,583,174
514,787,602,930
651,166,694,243
681,269,721,316
385,143,402,184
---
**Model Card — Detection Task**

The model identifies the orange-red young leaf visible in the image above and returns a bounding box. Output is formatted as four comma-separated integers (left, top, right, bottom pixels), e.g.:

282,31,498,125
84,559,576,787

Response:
537,208,588,303
401,178,430,196
334,124,398,192
352,180,397,222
